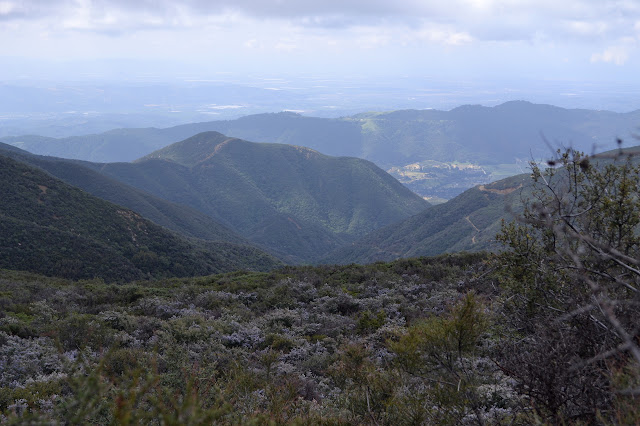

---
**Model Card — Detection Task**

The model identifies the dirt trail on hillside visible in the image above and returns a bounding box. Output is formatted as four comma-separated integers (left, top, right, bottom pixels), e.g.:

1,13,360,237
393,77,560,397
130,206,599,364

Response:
478,183,522,195
465,215,480,244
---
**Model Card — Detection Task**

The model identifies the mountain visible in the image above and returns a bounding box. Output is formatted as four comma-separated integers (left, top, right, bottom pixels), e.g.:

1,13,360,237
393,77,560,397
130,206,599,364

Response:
0,142,244,244
89,132,430,263
0,154,282,281
8,103,638,165
323,144,640,264
4,101,637,199
322,173,531,264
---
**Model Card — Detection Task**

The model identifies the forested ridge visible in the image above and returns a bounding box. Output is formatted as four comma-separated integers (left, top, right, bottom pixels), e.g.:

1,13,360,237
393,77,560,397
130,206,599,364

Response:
93,131,429,263
0,154,281,281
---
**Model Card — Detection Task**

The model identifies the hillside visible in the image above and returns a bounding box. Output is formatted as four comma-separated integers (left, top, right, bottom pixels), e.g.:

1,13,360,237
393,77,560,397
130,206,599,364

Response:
0,253,502,424
323,173,531,264
4,101,638,199
351,102,640,166
0,155,281,281
92,132,430,262
0,142,244,244
324,144,640,264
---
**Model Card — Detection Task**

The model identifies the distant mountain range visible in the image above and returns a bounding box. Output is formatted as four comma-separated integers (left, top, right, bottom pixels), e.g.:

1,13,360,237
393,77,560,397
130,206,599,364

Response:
4,103,638,277
6,102,638,165
4,101,637,199
0,154,282,281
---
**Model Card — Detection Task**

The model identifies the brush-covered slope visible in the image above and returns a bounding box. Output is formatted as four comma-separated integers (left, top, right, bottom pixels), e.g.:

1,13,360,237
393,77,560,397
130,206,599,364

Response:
0,142,243,244
323,144,640,264
0,155,281,281
94,132,430,262
323,174,531,264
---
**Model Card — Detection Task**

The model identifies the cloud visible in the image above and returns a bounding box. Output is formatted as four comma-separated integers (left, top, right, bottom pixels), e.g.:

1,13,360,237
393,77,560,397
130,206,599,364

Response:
0,0,56,21
274,39,298,52
1,0,639,73
591,45,632,65
415,27,473,45
2,0,639,45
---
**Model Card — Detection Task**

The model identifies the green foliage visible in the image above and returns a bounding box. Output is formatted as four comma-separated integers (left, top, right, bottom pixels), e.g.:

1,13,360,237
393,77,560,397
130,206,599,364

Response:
0,154,282,282
99,132,429,263
0,253,517,424
495,149,640,423
388,293,491,424
391,292,487,368
356,310,386,334
323,173,530,264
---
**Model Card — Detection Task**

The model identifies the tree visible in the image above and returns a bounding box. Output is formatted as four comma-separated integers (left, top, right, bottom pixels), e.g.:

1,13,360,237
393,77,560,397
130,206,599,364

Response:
496,147,640,423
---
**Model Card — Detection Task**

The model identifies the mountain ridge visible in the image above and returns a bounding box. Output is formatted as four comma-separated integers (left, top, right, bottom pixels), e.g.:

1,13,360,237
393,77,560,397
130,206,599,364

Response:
321,173,531,264
0,142,246,244
4,101,638,199
6,101,638,165
0,154,282,281
93,132,430,262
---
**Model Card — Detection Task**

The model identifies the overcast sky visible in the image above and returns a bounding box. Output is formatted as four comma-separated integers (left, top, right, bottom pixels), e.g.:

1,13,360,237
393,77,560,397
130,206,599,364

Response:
1,0,639,85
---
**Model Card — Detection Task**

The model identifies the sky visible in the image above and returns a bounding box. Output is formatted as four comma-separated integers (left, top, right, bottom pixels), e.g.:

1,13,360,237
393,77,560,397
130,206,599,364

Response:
0,0,639,84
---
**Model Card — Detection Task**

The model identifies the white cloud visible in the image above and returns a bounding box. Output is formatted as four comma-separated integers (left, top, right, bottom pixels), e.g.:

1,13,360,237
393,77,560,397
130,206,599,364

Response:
415,27,473,45
591,46,631,65
244,38,259,49
2,0,639,45
274,40,297,51
0,1,16,15
0,0,639,82
566,20,608,38
355,32,390,49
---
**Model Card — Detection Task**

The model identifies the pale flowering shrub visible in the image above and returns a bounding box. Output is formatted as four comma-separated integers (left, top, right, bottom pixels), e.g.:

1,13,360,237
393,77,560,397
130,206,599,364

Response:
0,252,533,423
0,332,62,388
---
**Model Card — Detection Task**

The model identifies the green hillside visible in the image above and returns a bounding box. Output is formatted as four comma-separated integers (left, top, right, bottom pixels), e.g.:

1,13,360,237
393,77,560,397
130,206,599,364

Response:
0,142,243,244
323,173,531,264
350,102,640,166
0,155,281,281
95,132,430,262
324,144,640,264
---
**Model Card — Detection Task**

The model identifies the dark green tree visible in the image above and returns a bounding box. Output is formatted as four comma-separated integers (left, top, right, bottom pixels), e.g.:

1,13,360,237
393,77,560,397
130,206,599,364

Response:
496,148,640,423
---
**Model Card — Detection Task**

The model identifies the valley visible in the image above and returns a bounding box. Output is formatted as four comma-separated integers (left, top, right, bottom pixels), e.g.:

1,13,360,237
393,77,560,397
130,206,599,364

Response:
0,131,429,264
388,160,524,203
0,154,282,281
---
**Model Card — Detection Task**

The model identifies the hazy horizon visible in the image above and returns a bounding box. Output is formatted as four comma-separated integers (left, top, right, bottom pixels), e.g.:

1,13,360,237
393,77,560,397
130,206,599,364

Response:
2,1,640,134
